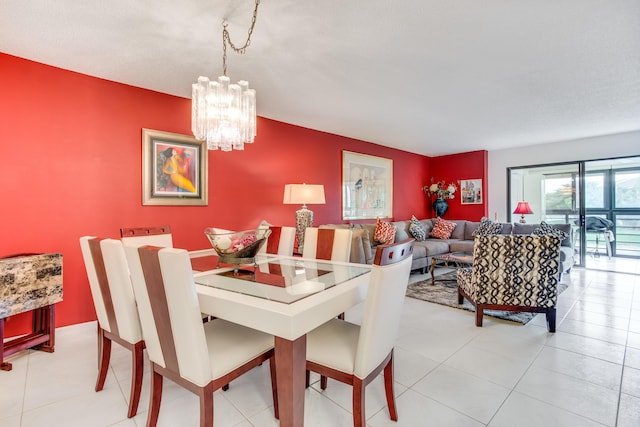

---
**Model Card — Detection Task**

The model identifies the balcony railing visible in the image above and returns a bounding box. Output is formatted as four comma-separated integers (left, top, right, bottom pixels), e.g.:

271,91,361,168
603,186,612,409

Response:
544,213,640,259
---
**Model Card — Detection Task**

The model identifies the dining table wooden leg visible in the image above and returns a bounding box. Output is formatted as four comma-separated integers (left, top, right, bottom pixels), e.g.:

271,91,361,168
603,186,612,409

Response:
275,335,307,427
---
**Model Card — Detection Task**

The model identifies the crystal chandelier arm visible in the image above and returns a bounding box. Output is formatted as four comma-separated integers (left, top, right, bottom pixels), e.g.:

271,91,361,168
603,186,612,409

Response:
222,0,261,76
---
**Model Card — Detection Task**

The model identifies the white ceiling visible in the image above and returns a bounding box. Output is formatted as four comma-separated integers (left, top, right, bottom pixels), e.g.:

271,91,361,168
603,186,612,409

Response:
2,0,639,156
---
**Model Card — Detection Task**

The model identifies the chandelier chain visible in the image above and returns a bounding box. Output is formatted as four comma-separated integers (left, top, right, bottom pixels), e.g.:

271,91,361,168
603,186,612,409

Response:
222,0,261,76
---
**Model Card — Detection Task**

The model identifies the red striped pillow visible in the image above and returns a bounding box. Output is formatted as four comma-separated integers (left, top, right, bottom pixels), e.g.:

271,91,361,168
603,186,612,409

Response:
374,218,396,245
430,217,457,239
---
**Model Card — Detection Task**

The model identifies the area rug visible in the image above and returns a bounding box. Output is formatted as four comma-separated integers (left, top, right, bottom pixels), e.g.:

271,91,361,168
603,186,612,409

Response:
406,271,568,325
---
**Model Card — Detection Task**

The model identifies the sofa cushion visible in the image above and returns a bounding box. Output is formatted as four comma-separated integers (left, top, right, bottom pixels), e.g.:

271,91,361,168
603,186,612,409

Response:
472,217,503,237
464,221,480,240
430,218,457,239
392,220,411,242
559,246,572,262
449,220,466,240
351,228,373,264
513,222,571,246
512,223,537,235
409,216,427,241
532,221,569,240
421,219,434,234
319,223,351,230
448,240,475,253
414,240,450,256
500,223,513,234
374,218,396,244
410,243,428,260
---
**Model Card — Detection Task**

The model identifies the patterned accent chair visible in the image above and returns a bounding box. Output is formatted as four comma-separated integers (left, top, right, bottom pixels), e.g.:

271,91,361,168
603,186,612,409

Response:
457,235,562,332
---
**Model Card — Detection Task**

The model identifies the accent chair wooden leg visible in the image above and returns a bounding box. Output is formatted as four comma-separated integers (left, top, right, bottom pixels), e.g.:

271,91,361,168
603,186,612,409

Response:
352,377,366,427
96,328,111,392
198,383,214,427
127,341,144,418
147,364,163,427
222,384,229,391
305,370,310,388
546,307,557,333
475,305,484,327
320,375,328,390
270,356,279,419
458,288,464,304
383,353,398,421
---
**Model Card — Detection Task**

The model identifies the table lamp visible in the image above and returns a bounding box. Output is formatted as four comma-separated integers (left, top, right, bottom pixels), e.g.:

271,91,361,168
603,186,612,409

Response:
283,184,326,252
513,201,533,223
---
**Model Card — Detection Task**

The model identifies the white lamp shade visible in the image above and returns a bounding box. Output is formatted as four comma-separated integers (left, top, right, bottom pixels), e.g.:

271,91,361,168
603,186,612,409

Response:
283,184,326,205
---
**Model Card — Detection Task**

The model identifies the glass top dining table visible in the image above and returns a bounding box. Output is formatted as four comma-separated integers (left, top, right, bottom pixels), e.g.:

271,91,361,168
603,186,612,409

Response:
194,256,371,304
192,254,372,427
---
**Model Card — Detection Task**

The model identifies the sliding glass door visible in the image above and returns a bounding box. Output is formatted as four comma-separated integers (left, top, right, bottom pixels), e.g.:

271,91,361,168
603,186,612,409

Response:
509,156,640,270
509,163,583,265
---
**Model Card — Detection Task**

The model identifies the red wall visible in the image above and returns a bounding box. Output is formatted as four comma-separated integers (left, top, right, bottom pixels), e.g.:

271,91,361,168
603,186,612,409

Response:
1,53,444,336
428,150,489,221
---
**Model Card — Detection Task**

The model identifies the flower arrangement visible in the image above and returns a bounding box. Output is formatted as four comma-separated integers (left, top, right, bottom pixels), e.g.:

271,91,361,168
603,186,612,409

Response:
423,180,457,200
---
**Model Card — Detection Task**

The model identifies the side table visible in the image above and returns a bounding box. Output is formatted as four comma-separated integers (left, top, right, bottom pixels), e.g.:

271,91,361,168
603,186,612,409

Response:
430,252,473,285
1,253,63,371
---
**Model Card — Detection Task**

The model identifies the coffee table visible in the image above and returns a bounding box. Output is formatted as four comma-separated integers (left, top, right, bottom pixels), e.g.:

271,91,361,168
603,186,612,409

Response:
430,252,473,285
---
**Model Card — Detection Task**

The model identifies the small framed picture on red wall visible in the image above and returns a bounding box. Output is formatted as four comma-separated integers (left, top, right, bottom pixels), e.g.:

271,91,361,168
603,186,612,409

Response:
460,179,482,205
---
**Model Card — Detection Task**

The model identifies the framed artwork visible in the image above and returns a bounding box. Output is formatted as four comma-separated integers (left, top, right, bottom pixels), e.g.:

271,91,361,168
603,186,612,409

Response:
142,128,208,206
342,151,393,220
460,179,482,205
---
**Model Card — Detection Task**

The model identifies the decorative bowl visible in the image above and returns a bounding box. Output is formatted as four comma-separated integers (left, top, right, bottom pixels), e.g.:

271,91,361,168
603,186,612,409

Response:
204,228,271,266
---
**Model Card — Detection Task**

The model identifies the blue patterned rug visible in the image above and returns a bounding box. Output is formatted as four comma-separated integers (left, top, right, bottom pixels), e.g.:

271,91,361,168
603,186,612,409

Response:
406,271,567,324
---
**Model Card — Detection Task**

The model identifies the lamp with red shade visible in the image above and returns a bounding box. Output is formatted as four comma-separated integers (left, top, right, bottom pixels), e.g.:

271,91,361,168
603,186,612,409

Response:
513,201,534,223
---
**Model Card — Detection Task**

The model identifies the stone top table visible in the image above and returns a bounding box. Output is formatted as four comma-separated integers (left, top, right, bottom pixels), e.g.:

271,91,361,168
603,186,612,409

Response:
0,253,63,371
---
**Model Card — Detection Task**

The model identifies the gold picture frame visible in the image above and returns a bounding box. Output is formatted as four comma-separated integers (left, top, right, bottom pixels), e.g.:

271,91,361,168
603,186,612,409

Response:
342,151,393,220
142,128,208,206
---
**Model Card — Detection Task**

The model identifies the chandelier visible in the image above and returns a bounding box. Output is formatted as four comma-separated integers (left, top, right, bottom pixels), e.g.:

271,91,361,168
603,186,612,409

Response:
191,0,261,151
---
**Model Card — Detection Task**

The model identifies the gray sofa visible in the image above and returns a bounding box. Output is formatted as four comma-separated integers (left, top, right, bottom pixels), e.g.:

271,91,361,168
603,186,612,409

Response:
320,219,575,276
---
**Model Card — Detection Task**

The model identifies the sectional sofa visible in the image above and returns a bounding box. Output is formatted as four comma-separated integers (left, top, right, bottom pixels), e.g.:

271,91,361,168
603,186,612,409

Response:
320,218,575,276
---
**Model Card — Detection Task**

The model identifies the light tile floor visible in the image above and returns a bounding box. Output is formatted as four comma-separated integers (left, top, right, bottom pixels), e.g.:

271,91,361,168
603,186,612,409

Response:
2,266,640,426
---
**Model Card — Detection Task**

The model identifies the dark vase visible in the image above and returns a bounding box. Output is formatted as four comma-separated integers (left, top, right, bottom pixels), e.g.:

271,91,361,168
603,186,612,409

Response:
432,198,449,217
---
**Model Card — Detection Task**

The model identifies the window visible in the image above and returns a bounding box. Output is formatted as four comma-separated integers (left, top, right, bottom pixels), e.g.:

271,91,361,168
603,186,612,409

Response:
614,171,640,209
585,172,605,209
543,173,576,213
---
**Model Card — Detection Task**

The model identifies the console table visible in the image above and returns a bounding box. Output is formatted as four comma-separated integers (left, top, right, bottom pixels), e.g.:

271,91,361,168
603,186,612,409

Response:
0,253,63,371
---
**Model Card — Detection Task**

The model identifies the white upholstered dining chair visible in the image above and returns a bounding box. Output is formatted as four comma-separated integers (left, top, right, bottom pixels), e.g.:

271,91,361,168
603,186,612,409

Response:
124,244,279,427
120,225,174,247
302,227,352,262
79,236,144,418
305,238,414,427
257,225,296,256
120,225,216,260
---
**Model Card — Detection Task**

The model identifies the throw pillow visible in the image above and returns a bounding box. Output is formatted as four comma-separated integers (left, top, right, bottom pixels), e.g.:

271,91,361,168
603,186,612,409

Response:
429,217,457,240
409,215,427,241
374,218,396,245
256,219,272,239
351,228,373,263
532,221,569,240
472,217,503,237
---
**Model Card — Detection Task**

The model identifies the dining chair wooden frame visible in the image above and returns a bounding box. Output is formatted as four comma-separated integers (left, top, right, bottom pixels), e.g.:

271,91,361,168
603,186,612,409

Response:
126,245,279,427
302,227,352,262
79,236,145,418
305,238,414,427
